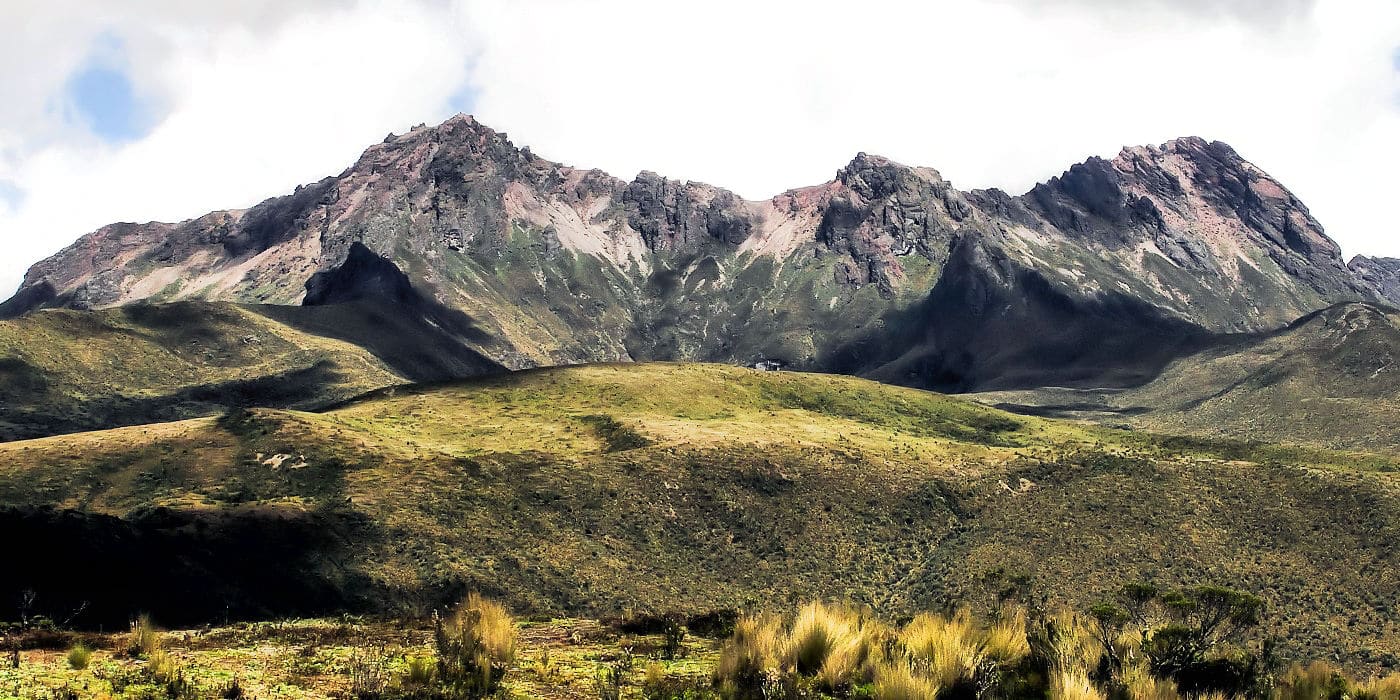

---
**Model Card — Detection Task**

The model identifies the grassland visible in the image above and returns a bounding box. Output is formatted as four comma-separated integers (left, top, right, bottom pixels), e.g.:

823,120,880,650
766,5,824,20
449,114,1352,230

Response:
0,302,403,441
1,363,1398,679
0,617,722,700
972,302,1400,452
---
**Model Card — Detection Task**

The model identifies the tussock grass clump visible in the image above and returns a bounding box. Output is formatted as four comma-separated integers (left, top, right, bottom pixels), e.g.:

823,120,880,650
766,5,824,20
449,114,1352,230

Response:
787,601,881,689
900,608,988,690
433,592,518,697
872,659,942,700
714,615,785,696
1276,662,1400,700
404,654,434,687
717,601,1035,699
1359,674,1400,700
1050,668,1105,700
127,614,160,657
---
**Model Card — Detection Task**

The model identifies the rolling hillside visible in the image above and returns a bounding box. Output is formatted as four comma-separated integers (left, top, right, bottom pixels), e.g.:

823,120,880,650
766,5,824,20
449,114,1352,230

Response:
2,363,1397,672
974,302,1400,451
0,300,502,440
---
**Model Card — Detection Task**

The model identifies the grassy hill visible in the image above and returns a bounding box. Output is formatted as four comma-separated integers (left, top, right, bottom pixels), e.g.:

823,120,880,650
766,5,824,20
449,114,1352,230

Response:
0,300,502,441
2,363,1397,673
973,302,1400,452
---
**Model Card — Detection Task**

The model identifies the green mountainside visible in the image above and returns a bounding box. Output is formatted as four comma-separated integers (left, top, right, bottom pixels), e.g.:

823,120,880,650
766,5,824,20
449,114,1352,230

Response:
973,302,1400,451
3,364,1396,673
0,299,502,441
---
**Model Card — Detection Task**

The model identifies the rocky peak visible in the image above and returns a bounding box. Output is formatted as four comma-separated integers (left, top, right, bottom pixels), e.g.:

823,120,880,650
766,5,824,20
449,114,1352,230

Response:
1349,256,1400,306
836,153,951,203
621,172,755,251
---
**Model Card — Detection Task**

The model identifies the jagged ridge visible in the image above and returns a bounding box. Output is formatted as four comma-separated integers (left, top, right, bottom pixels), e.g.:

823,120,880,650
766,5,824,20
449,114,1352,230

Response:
4,115,1386,391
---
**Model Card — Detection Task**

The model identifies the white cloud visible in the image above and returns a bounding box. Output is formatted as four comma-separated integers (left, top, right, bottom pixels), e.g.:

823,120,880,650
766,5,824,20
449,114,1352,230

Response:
0,0,469,294
1,0,1397,296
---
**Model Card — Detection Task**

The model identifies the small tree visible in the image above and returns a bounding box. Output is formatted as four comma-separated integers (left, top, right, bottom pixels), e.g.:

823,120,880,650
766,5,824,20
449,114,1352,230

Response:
1124,584,1263,695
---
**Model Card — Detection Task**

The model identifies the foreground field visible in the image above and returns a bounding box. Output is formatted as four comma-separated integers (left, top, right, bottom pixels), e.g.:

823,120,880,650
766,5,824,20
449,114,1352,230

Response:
2,363,1398,674
0,617,719,700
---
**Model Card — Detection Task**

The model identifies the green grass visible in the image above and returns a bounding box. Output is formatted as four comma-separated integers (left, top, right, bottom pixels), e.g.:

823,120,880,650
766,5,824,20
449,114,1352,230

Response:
1,363,1397,675
0,302,404,441
972,303,1400,453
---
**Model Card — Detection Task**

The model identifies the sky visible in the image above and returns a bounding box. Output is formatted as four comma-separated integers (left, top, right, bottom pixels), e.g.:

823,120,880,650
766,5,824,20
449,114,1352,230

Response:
0,0,1397,297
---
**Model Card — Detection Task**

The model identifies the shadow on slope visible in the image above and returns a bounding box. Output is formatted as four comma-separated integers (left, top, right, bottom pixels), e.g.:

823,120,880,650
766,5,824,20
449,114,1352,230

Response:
825,234,1217,392
258,242,505,383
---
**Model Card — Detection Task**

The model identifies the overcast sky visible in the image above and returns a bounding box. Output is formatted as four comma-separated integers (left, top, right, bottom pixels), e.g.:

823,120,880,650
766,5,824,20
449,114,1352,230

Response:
1,0,1397,295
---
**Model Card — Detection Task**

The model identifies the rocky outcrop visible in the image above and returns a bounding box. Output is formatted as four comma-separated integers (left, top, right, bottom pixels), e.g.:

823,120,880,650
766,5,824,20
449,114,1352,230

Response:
1349,255,1400,306
3,115,1383,391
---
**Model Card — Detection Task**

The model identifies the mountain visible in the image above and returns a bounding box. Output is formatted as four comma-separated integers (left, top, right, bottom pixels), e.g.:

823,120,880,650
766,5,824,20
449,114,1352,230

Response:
3,363,1397,670
973,302,1400,451
3,116,1379,392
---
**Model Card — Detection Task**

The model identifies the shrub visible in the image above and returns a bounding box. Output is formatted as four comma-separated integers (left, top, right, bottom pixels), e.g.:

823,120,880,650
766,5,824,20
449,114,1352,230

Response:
216,677,245,699
661,616,687,660
595,663,623,700
688,610,740,639
347,648,391,700
65,643,91,670
433,592,518,698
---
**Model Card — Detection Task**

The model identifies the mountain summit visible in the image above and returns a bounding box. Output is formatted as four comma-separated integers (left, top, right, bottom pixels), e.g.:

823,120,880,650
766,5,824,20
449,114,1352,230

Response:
4,115,1388,390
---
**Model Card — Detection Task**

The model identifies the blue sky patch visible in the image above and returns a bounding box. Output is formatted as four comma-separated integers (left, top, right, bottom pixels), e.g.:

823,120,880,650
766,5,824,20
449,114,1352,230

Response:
63,35,154,143
0,181,23,211
447,82,478,117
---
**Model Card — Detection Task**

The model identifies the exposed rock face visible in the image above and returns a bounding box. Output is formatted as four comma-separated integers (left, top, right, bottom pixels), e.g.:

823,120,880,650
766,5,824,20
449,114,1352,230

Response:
3,115,1381,390
1349,255,1400,306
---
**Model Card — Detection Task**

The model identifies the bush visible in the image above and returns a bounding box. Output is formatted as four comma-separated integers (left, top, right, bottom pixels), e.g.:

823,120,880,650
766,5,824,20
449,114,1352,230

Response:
433,592,517,698
347,648,391,700
688,610,739,639
216,677,245,699
595,663,623,700
661,616,687,660
65,643,91,670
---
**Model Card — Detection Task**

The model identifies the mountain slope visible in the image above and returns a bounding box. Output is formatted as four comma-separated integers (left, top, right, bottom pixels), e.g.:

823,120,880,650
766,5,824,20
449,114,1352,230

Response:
0,300,502,441
974,302,1400,451
1,363,1397,671
3,116,1377,391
